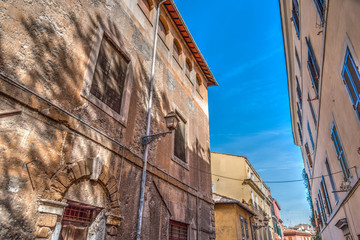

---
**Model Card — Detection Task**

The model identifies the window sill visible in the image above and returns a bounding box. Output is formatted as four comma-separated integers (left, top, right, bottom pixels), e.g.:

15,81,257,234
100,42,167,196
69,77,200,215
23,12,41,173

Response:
81,94,126,127
158,34,169,50
137,3,153,27
171,156,189,171
173,55,183,69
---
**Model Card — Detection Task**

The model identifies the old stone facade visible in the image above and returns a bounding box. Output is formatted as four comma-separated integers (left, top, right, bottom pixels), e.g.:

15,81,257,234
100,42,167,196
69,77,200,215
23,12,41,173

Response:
279,0,360,239
0,0,217,239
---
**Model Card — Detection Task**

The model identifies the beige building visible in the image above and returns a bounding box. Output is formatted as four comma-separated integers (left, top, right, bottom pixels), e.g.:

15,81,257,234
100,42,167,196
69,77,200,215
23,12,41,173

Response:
0,0,217,239
211,152,275,240
279,0,360,239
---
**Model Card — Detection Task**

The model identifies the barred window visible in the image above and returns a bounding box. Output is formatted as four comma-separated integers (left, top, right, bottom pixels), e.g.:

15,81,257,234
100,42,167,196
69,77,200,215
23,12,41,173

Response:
90,35,129,114
169,220,187,240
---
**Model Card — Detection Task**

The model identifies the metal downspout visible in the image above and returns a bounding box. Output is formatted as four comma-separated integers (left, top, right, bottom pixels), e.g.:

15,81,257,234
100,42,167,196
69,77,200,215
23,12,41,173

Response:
136,1,167,239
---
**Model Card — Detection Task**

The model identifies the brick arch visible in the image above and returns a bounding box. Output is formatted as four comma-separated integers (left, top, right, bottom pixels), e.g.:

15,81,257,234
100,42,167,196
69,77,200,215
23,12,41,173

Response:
43,158,120,207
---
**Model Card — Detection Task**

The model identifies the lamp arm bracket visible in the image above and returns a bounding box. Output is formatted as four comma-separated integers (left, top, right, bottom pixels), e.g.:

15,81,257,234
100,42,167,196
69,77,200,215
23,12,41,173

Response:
141,130,172,145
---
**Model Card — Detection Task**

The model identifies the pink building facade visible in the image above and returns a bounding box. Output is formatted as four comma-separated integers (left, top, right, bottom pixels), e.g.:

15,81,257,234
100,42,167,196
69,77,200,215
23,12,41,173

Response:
271,197,284,240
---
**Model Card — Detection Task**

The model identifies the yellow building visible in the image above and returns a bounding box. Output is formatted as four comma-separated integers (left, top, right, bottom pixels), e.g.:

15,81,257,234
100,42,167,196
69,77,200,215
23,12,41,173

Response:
214,197,256,240
212,152,274,240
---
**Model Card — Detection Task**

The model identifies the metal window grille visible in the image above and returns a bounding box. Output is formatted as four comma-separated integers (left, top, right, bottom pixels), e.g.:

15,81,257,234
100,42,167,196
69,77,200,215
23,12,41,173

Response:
169,220,187,240
63,204,96,224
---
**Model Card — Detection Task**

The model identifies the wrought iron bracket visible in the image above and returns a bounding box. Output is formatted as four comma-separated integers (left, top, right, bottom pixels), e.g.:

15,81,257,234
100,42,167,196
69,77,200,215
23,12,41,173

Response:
141,131,172,145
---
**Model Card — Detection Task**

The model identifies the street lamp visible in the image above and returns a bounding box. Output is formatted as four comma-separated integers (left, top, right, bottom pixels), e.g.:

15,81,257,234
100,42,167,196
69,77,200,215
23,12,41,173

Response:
141,112,179,145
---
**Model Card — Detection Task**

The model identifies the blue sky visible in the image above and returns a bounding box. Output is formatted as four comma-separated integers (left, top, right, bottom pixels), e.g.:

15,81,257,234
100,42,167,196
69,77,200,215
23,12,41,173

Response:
173,0,311,226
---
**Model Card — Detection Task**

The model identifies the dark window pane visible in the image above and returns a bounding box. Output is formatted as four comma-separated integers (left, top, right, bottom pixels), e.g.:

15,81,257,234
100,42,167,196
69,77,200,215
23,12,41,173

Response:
174,118,186,162
344,69,358,104
90,35,128,113
346,53,360,95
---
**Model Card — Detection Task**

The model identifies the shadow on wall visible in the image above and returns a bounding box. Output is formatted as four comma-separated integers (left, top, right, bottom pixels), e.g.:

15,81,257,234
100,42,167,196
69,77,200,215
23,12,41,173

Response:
0,2,176,239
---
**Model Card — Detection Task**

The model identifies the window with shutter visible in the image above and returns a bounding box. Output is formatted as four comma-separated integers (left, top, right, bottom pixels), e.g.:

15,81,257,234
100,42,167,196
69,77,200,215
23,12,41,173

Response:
341,48,360,120
331,124,351,180
292,0,300,38
306,37,320,97
174,114,186,162
320,176,332,215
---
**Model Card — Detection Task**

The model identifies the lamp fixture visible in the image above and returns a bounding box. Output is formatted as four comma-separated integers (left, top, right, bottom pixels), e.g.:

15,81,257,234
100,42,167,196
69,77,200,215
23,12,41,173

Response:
141,112,179,145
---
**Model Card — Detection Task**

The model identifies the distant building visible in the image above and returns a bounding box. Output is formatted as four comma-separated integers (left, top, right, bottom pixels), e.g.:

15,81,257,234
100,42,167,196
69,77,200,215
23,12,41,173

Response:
211,152,275,240
214,196,256,240
271,197,284,240
283,227,312,240
0,0,217,239
279,0,360,239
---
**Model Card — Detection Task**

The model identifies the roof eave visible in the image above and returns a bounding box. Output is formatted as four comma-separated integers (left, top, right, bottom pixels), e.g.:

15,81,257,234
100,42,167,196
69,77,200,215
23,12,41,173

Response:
164,0,218,87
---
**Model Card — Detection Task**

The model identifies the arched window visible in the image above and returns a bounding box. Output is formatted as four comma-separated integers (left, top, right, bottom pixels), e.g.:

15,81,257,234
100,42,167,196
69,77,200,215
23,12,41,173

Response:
196,74,202,95
139,0,153,16
173,39,182,63
159,19,167,41
141,0,151,10
185,58,192,79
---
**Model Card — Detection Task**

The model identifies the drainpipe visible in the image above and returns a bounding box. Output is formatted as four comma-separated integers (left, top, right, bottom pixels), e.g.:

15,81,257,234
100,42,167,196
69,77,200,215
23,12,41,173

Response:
136,1,167,239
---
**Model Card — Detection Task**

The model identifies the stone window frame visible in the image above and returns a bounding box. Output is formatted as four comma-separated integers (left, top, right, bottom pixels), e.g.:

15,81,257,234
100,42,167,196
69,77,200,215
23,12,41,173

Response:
171,106,189,170
81,24,133,127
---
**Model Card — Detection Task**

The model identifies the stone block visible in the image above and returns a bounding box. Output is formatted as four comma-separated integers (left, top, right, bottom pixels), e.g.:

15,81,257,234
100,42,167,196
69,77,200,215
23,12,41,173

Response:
106,177,117,191
36,214,57,227
71,163,81,180
55,171,72,188
78,160,87,177
99,167,110,184
108,185,118,196
85,158,93,176
110,192,120,202
51,180,66,194
35,227,51,238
